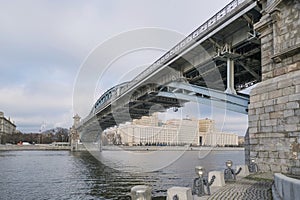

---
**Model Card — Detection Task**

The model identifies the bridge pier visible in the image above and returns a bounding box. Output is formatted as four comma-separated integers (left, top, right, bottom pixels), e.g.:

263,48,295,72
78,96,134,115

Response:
248,0,300,175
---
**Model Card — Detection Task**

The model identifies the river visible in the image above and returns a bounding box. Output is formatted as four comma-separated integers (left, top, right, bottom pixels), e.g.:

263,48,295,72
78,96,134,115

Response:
0,149,244,199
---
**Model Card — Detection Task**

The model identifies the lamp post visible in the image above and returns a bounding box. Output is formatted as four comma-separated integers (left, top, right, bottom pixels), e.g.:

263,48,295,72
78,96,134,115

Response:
224,160,242,181
226,160,233,168
192,166,215,196
248,158,259,173
196,166,205,177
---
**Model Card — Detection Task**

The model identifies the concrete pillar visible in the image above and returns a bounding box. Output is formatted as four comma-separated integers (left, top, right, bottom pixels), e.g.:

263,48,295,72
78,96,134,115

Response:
131,185,151,200
236,165,250,177
208,171,225,187
225,58,236,94
167,187,192,200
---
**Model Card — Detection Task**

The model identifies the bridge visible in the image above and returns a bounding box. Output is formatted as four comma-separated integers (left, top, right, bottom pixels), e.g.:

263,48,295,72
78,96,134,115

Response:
78,0,262,144
76,0,300,176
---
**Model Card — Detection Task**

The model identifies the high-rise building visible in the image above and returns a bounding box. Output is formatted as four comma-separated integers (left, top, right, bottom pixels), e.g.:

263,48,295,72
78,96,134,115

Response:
0,111,16,144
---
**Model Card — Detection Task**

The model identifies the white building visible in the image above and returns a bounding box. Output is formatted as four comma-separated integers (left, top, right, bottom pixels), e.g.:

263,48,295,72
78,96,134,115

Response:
164,118,199,145
104,115,238,147
117,124,178,146
0,111,16,144
204,132,238,146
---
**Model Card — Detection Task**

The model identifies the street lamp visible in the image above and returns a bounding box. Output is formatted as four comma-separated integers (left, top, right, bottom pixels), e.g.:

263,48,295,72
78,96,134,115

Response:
224,160,242,181
192,166,215,196
195,166,205,177
248,158,258,173
226,160,233,168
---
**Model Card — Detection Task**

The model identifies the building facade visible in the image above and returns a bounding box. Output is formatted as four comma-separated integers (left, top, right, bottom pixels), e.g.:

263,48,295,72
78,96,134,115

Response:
204,132,239,146
117,124,179,146
0,111,16,144
198,118,238,146
104,114,238,147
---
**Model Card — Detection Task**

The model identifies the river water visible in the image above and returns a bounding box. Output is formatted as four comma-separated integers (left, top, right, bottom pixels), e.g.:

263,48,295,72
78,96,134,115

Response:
0,150,244,199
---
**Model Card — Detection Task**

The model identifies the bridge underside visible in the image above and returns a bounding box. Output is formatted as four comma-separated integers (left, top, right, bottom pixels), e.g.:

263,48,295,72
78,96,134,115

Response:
97,94,186,130
94,81,249,130
79,0,262,134
174,2,262,92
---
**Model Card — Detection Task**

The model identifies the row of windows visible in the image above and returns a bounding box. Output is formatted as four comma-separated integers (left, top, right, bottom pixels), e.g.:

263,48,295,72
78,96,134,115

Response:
93,82,130,112
94,91,113,110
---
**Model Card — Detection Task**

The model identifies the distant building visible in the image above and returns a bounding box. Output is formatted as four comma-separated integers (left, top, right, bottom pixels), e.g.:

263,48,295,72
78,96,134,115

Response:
238,136,245,146
197,118,238,146
203,132,238,146
164,118,200,145
104,114,238,147
116,124,178,146
0,111,16,144
199,118,215,132
132,113,160,127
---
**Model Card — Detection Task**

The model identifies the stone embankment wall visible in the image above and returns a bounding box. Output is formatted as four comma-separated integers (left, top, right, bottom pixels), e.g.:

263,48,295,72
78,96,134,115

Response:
0,144,70,151
248,0,300,175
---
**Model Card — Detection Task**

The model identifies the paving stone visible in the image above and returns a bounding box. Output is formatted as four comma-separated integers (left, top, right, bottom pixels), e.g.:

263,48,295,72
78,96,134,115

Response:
206,174,273,200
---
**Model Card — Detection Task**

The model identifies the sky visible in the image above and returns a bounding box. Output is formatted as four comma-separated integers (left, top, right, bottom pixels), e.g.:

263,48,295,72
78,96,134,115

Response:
0,0,248,134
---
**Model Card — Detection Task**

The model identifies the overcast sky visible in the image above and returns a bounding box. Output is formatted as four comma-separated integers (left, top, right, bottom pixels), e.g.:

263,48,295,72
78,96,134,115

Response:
0,0,248,134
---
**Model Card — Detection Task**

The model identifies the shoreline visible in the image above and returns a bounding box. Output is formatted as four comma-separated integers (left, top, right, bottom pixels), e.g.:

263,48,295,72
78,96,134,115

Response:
0,144,70,151
101,146,244,151
0,144,244,151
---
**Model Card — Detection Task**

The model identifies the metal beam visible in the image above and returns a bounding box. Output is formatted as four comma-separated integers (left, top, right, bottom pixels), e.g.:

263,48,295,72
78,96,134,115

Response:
242,14,253,25
157,90,248,115
163,81,249,107
236,60,260,81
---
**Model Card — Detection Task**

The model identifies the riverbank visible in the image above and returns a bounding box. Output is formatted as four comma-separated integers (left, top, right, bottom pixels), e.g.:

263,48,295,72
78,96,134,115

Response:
0,144,244,151
101,146,244,151
0,144,70,151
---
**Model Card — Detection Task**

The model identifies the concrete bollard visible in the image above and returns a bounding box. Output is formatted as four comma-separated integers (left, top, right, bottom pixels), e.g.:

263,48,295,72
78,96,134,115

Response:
131,185,152,200
167,187,193,200
236,165,249,177
208,171,225,187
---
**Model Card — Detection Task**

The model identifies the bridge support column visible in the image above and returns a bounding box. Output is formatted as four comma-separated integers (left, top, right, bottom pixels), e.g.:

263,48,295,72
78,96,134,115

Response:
248,0,300,175
225,58,236,95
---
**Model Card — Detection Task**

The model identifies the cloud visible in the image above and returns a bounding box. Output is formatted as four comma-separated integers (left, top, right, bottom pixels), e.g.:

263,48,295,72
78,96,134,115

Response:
0,0,232,132
0,82,73,132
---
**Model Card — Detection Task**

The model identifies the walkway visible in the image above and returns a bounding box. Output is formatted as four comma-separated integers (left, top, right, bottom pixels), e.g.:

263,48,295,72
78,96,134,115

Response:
196,173,274,200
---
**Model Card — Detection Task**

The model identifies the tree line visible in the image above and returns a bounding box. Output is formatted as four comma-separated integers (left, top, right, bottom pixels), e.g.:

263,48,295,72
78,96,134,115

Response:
1,128,69,144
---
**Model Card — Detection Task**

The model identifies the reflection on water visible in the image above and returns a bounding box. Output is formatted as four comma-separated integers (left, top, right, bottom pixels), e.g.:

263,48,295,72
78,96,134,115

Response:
0,150,244,199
